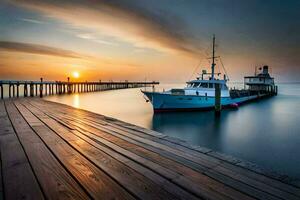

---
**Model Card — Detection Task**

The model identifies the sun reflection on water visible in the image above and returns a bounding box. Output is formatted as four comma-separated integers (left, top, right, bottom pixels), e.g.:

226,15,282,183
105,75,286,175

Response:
73,94,80,108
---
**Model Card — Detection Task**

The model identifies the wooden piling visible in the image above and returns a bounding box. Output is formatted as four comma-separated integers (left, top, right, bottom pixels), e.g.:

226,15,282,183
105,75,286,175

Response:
9,83,11,98
16,82,20,97
0,82,3,99
30,82,34,97
12,84,15,97
215,83,221,115
0,80,159,98
40,78,43,98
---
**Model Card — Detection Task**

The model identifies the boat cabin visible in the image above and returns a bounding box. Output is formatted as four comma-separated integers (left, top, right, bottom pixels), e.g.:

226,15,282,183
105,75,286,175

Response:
244,65,275,92
182,79,230,97
186,80,228,90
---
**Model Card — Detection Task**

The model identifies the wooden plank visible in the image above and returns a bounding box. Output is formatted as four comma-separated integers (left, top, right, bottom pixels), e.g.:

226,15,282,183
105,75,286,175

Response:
112,119,300,197
16,101,188,200
12,101,135,200
36,99,300,197
0,101,44,200
31,100,221,168
29,99,300,199
24,100,258,200
47,111,288,200
4,100,92,200
34,119,201,200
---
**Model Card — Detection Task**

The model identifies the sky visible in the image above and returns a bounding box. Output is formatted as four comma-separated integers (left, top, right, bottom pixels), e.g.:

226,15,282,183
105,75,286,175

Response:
0,0,299,82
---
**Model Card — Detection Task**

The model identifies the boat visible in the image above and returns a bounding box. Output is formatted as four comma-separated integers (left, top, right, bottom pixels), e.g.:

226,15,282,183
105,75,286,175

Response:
142,35,277,112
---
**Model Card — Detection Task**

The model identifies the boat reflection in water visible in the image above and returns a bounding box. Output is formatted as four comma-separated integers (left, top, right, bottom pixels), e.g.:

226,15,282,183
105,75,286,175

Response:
151,109,227,149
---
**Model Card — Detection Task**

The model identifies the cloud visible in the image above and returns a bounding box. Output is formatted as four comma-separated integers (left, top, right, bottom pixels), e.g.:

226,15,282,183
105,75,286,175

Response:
76,33,118,46
77,33,95,40
0,41,82,58
9,0,201,56
19,18,45,24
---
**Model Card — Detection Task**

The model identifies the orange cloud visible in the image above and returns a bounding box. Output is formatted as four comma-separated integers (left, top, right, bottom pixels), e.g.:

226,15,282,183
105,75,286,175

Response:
10,0,201,56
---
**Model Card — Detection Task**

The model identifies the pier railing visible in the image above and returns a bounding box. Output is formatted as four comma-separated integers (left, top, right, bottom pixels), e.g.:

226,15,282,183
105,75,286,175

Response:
0,78,159,99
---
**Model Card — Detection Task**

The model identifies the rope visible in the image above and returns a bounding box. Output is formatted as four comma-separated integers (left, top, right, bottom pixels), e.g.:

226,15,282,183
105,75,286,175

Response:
187,45,210,81
219,57,229,80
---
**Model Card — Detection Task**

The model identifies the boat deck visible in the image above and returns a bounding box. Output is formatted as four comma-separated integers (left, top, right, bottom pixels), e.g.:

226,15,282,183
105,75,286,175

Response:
0,99,299,199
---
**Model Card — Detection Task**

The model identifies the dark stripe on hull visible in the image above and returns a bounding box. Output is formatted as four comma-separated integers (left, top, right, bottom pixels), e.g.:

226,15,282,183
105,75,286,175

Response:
154,107,214,113
153,94,275,113
153,104,240,113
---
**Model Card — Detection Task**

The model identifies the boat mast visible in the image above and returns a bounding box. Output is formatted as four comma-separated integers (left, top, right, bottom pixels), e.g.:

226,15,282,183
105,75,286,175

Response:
211,35,216,80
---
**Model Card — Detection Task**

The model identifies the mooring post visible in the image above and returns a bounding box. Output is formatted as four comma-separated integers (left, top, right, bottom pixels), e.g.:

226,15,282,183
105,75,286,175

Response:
59,82,62,94
8,83,11,98
16,82,20,97
215,83,221,115
0,82,3,99
45,84,47,95
40,78,43,98
30,82,34,97
35,84,38,96
67,77,71,94
12,84,15,97
24,83,28,97
48,84,50,95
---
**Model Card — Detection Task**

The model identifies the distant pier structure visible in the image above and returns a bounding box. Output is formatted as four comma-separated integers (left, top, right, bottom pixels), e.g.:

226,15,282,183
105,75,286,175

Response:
0,78,159,99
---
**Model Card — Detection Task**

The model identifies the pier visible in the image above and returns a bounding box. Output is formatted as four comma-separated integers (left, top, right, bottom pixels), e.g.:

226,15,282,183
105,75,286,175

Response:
0,98,299,200
0,79,159,99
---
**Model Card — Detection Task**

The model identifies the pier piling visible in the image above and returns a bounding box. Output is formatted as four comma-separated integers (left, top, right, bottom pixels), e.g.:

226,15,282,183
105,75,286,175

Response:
0,82,3,99
0,79,159,98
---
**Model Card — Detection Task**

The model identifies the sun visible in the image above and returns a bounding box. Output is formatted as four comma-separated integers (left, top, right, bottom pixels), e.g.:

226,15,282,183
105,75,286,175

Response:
72,71,80,78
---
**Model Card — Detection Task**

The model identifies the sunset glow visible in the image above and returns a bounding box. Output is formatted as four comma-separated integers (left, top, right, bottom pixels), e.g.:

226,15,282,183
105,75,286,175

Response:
0,1,299,82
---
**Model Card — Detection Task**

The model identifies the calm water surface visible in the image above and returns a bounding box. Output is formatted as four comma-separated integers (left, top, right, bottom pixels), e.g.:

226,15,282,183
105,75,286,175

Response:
45,83,300,179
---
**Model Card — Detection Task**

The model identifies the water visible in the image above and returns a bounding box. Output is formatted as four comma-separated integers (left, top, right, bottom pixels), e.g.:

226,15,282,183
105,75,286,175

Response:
44,83,300,179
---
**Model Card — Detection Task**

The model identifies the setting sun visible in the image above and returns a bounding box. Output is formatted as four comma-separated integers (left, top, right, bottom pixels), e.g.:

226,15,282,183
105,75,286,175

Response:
72,71,80,78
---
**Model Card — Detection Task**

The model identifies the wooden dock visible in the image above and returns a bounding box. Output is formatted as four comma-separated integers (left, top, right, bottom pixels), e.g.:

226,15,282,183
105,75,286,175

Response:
0,99,299,200
0,79,159,99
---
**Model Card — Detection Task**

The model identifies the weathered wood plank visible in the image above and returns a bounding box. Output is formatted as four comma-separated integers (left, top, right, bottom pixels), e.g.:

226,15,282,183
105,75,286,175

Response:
37,99,300,196
0,101,44,200
24,100,261,200
5,101,92,199
17,101,189,200
12,101,135,200
29,99,300,199
50,111,293,200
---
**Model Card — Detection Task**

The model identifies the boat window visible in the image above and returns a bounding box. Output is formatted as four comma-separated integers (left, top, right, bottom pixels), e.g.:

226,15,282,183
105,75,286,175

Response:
193,83,200,88
209,83,214,88
200,83,208,88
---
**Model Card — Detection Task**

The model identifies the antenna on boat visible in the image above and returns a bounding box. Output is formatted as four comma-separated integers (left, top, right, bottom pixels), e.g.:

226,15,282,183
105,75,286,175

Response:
211,34,216,80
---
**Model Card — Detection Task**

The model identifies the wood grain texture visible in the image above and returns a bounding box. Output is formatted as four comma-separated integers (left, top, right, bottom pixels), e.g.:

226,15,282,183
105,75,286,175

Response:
29,99,300,199
13,101,134,200
18,101,186,200
1,98,299,200
5,101,89,200
0,101,44,200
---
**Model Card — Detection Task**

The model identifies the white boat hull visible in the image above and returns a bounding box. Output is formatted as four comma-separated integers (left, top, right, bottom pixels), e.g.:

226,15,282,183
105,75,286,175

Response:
142,91,260,112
